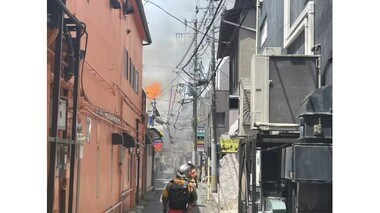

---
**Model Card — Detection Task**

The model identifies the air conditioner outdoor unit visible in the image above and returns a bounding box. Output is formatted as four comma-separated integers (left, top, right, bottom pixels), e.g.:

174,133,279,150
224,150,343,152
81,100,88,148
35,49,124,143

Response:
251,55,319,130
238,83,252,137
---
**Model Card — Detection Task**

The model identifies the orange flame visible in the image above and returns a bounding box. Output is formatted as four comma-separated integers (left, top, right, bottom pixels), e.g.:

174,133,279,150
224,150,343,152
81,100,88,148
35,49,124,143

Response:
145,82,162,99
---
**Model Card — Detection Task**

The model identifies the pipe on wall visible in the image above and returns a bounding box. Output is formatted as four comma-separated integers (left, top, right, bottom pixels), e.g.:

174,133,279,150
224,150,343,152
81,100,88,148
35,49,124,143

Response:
68,25,82,213
47,2,64,211
283,1,315,55
256,0,260,54
136,118,140,204
49,1,88,212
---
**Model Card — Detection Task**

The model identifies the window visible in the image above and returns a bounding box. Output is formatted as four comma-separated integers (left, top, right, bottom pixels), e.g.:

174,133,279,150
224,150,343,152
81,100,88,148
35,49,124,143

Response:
127,58,139,93
216,112,226,127
260,18,267,47
230,49,239,94
134,70,139,93
129,59,133,84
124,50,129,80
131,64,135,88
133,65,136,87
229,97,239,109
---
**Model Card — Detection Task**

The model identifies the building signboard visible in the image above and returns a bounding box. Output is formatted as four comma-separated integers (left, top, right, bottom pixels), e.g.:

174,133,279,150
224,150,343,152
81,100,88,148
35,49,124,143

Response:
153,138,163,152
197,141,204,152
220,137,239,153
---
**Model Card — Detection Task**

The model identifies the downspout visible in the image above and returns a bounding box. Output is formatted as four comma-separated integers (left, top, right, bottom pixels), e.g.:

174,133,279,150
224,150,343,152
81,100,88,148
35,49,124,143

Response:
152,147,155,188
256,0,260,54
47,1,64,212
283,0,290,43
283,0,314,55
237,141,244,212
305,2,315,55
75,153,82,213
136,119,140,204
59,24,75,213
251,138,257,213
50,1,87,212
68,25,82,213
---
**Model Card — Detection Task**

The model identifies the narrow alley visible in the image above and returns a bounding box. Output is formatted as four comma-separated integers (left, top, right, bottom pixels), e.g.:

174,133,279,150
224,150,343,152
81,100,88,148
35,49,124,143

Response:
45,0,334,212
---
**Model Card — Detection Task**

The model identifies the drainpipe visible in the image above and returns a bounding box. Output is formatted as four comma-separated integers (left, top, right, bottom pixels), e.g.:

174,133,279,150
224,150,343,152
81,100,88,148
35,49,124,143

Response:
47,1,64,211
68,25,82,213
305,3,315,55
152,148,155,188
256,0,260,54
50,2,86,212
283,0,290,42
283,0,315,55
136,119,140,204
251,138,257,213
75,154,82,213
55,23,74,213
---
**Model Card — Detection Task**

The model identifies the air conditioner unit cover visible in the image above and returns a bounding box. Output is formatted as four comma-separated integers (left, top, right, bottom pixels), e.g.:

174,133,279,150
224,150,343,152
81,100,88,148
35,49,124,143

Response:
269,56,318,123
282,144,332,182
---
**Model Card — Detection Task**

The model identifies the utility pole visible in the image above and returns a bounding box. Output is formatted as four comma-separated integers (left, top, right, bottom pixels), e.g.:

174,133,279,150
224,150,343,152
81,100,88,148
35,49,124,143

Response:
210,0,218,193
192,19,198,167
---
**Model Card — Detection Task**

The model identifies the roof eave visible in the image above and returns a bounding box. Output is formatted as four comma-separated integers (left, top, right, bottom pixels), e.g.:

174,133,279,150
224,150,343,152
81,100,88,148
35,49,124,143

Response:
136,0,152,45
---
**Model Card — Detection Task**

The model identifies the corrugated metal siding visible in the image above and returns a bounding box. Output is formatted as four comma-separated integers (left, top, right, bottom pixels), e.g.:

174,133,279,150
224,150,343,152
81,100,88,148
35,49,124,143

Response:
259,0,284,53
259,0,332,85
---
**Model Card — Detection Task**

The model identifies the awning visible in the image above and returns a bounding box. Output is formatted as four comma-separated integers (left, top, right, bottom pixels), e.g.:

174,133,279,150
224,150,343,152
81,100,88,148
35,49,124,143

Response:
217,8,241,59
112,133,123,145
122,132,136,148
228,119,239,138
216,1,255,59
146,128,163,144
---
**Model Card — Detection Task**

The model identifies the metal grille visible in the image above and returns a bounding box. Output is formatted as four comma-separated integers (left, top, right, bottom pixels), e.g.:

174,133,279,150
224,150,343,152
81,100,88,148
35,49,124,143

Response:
269,56,318,123
242,89,251,124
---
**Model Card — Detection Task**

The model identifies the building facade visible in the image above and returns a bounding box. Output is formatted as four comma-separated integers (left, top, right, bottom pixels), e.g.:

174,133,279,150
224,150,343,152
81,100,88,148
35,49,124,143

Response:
47,0,151,212
216,0,332,212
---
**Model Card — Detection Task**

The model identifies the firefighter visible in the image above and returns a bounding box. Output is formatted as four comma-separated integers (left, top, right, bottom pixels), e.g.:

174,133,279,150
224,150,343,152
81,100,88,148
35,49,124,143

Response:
162,163,198,213
188,162,198,188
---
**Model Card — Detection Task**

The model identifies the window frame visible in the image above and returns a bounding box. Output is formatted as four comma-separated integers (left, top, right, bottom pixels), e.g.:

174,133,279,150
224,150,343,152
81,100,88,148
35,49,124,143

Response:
124,49,129,80
134,69,139,93
129,59,133,84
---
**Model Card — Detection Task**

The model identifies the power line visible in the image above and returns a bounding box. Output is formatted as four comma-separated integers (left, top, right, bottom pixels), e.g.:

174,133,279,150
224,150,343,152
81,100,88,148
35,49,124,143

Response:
181,0,225,71
182,5,253,104
175,2,212,78
145,1,212,39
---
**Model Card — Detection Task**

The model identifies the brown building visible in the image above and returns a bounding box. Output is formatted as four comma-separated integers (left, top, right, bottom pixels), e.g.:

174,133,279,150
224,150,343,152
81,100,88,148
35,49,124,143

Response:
47,0,152,212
